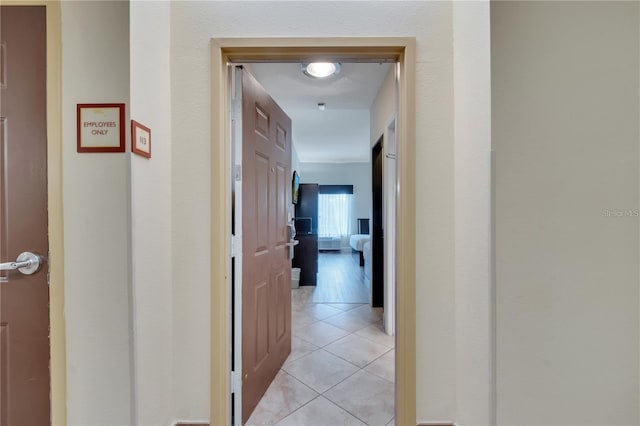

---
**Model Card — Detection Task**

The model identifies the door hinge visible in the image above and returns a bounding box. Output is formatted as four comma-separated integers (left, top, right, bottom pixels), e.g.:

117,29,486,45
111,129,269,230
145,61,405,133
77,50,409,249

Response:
234,165,242,181
230,370,241,394
231,234,242,257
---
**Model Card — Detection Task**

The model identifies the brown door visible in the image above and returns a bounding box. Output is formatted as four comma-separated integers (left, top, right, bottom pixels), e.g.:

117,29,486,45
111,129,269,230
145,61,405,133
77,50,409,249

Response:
241,68,292,423
0,6,50,426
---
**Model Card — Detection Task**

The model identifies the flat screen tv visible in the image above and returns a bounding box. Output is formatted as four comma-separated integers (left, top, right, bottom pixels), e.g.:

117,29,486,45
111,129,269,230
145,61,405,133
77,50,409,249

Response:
294,217,312,235
292,171,300,204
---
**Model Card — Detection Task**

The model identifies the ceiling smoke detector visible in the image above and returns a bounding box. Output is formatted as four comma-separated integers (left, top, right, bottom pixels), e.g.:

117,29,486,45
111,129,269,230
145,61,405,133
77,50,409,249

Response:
317,103,326,111
302,62,341,79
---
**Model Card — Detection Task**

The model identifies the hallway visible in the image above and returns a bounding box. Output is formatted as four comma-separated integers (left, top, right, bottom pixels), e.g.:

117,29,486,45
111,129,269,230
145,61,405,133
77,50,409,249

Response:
247,253,394,425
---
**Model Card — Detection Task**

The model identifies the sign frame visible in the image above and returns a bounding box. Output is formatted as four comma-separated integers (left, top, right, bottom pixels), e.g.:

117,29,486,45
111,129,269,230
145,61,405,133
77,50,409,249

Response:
131,120,151,158
76,103,125,153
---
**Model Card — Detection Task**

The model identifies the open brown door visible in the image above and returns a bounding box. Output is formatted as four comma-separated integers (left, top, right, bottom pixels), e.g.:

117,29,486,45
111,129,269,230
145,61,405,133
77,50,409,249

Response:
241,68,292,423
0,6,51,426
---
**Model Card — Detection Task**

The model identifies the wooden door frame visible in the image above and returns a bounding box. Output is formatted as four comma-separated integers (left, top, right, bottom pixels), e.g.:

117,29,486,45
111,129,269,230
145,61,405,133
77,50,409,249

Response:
1,1,66,425
210,37,416,426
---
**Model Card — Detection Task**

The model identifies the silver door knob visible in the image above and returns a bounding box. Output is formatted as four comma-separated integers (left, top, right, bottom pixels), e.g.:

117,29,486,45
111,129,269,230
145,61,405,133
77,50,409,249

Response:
0,251,43,275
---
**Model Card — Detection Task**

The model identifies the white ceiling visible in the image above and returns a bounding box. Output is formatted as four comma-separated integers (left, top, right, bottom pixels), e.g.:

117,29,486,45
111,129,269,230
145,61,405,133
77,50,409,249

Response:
248,62,393,163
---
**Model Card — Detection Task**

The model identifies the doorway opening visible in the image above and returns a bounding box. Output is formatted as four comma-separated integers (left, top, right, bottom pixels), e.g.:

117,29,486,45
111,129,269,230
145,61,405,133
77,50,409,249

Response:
234,61,396,425
210,38,417,426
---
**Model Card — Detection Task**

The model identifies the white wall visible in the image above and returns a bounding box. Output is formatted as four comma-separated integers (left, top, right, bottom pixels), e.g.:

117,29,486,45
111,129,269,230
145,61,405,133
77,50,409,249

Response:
370,66,398,335
492,2,639,424
61,2,133,424
292,143,301,177
130,2,173,425
298,162,371,239
370,66,396,147
170,1,211,419
453,2,492,424
170,1,459,422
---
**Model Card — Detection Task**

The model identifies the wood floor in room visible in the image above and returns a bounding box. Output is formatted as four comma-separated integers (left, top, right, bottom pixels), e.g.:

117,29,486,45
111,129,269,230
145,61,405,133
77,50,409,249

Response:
307,252,370,304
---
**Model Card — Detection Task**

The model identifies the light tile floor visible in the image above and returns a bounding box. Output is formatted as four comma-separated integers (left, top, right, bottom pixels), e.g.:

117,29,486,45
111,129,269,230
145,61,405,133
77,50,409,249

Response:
246,290,395,426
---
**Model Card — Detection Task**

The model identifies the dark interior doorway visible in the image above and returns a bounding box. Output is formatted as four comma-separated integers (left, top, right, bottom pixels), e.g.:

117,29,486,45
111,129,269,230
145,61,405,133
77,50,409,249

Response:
371,137,384,307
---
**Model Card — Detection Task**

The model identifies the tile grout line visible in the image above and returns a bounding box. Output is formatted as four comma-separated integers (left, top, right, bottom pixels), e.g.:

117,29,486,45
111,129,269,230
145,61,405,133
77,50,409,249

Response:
284,334,394,424
271,394,322,426
267,369,321,425
268,253,393,425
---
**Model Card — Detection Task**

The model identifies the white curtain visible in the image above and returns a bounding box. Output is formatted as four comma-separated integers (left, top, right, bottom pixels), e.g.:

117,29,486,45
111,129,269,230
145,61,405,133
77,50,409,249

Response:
318,194,352,238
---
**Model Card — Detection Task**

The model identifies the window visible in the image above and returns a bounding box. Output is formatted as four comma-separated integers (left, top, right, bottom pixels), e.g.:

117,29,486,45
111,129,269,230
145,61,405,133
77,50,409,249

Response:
318,185,353,238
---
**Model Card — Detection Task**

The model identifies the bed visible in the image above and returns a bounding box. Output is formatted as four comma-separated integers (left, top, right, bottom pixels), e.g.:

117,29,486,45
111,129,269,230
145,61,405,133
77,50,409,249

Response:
349,218,371,266
349,234,370,266
363,241,371,281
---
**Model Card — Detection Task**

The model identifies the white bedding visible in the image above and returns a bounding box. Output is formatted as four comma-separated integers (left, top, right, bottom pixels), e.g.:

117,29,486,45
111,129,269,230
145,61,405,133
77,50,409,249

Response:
349,234,370,252
363,241,371,280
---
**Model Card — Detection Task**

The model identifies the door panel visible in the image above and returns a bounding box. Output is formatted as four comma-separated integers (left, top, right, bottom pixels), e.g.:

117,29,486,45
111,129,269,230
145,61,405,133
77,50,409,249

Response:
242,68,292,423
275,163,287,246
253,281,270,367
275,270,287,340
0,6,50,426
254,153,270,252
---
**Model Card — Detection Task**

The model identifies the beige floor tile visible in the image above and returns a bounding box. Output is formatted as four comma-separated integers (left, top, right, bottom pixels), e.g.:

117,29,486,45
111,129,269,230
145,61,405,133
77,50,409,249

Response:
324,334,390,368
364,349,395,383
254,262,393,425
354,321,395,348
246,370,318,426
324,370,395,426
326,303,366,312
322,310,374,333
349,304,384,323
291,286,315,307
286,336,319,363
282,349,358,393
305,303,343,320
292,301,311,314
275,396,366,426
292,310,318,332
293,321,350,347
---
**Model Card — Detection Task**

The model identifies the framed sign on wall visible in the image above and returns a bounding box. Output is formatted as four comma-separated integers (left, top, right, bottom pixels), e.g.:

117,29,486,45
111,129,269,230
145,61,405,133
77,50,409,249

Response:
131,120,151,158
76,103,125,153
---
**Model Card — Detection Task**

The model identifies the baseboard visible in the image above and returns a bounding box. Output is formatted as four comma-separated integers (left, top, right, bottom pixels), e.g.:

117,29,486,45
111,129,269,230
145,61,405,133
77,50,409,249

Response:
174,422,209,426
417,422,456,426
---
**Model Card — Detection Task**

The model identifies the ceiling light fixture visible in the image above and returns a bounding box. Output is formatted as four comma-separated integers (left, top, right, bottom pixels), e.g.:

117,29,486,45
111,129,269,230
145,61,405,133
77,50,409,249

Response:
317,102,326,111
303,62,341,79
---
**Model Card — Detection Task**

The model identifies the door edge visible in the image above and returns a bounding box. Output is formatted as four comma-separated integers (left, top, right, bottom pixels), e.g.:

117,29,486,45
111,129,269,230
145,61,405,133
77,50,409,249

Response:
46,3,66,424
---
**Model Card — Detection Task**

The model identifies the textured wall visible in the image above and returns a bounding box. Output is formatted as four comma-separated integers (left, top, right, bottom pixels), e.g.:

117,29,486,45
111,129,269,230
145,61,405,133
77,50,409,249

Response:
130,1,173,425
453,1,493,424
61,1,133,424
493,2,639,423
